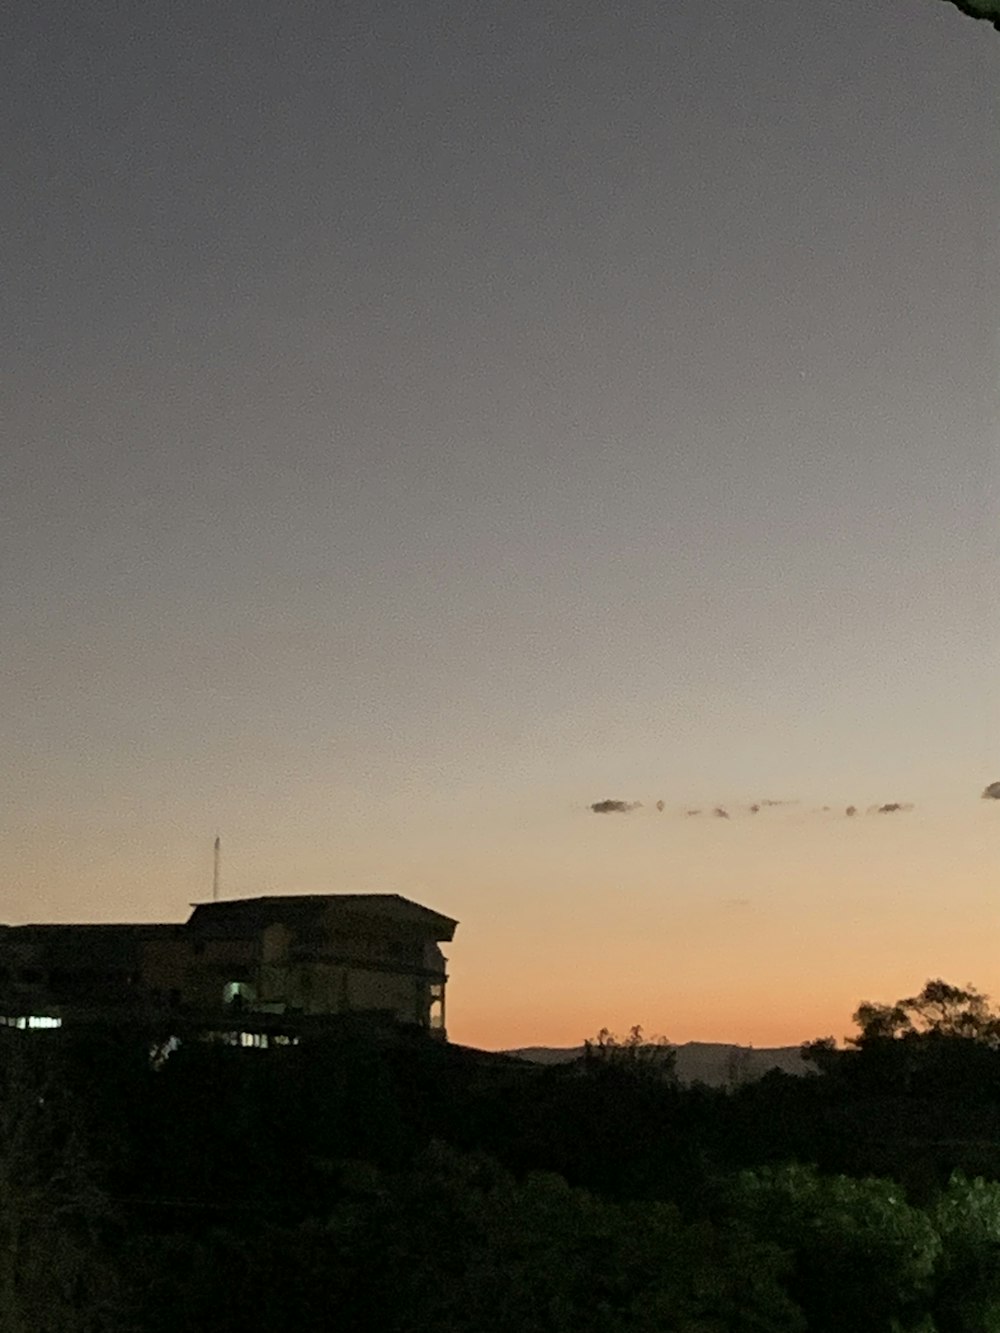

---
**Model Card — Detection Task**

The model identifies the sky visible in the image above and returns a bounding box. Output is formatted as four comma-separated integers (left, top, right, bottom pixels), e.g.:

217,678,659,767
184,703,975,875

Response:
3,0,998,1050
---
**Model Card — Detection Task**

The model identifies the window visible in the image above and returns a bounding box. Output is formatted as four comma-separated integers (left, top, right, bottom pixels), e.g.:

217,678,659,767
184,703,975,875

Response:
150,1036,181,1070
428,982,445,1030
222,981,256,1008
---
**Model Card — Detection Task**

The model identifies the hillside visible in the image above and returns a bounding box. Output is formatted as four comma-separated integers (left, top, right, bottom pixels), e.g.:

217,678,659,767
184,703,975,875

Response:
502,1041,810,1087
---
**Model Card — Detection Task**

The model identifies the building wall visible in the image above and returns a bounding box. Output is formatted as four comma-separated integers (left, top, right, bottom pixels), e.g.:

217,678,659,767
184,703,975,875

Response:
254,959,429,1025
246,911,445,1025
138,937,188,999
0,897,453,1035
344,967,424,1023
183,937,257,1009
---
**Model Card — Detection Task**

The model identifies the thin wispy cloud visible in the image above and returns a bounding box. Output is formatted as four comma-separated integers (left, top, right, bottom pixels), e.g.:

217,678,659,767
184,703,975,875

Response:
583,793,926,820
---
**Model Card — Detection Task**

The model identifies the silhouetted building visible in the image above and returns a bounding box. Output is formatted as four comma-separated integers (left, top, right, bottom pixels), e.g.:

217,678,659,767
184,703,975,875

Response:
0,894,456,1039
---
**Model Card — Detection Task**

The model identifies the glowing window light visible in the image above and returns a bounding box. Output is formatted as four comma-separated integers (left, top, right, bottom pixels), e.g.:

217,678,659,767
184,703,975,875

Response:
149,1035,181,1071
0,1016,62,1030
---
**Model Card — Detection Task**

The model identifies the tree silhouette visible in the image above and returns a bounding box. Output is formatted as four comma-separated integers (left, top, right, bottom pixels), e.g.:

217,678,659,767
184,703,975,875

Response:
0,1034,121,1332
579,1026,677,1084
852,980,1000,1045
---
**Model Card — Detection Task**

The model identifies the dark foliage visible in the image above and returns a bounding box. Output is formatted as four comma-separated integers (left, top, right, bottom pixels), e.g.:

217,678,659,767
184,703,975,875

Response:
7,984,1000,1328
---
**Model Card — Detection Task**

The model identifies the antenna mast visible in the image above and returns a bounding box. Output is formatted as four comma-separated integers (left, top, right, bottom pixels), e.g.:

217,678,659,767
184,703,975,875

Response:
213,836,221,902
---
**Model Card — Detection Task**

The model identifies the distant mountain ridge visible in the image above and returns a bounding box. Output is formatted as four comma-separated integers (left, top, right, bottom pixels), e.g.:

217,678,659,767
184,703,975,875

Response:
501,1041,811,1088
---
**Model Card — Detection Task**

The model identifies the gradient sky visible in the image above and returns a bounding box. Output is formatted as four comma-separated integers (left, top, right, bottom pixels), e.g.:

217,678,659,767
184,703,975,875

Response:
4,0,998,1050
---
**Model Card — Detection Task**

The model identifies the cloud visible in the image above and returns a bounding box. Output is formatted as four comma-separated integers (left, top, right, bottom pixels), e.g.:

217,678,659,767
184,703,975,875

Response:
723,897,752,911
982,781,1000,801
582,792,925,819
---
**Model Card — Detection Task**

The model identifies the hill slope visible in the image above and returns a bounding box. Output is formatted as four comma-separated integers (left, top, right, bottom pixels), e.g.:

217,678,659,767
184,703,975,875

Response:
502,1041,810,1087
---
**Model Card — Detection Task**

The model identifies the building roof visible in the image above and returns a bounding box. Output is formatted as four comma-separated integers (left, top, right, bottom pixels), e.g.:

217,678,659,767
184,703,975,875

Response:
1,924,181,935
0,923,184,965
186,893,457,941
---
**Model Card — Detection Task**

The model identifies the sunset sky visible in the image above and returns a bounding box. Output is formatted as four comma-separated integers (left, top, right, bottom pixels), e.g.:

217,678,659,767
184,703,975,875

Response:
4,1,998,1051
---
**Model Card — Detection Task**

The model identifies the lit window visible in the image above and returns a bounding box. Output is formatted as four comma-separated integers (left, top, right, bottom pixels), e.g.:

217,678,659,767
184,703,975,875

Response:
149,1036,181,1070
428,983,445,1030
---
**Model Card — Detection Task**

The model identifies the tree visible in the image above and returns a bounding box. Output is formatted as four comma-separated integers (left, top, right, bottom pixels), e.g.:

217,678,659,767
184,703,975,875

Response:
901,980,1000,1041
931,1174,1000,1332
0,1033,123,1332
728,1164,941,1332
851,980,1000,1047
321,1141,806,1332
579,1026,677,1085
799,1035,842,1074
851,1002,915,1043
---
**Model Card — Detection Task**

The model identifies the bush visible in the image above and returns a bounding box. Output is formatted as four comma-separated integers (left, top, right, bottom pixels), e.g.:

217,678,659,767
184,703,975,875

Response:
727,1164,940,1332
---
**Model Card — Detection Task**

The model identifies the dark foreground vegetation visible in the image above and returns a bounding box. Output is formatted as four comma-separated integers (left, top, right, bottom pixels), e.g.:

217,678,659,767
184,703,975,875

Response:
8,980,1000,1331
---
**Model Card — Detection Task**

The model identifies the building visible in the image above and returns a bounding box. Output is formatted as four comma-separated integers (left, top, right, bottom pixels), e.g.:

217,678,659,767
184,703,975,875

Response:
0,893,457,1040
